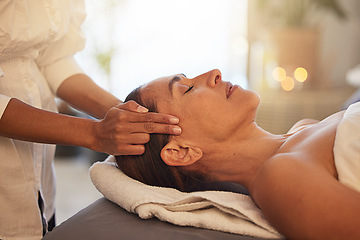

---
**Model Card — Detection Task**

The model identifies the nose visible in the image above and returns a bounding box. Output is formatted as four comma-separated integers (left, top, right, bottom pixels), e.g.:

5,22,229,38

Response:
194,69,222,87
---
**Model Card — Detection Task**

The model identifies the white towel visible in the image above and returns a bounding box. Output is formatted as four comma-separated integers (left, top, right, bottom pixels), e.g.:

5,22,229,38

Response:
334,102,360,192
90,156,282,239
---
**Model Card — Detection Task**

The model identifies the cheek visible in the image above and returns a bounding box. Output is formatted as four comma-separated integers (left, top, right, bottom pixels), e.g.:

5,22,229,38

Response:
175,103,213,137
179,103,235,141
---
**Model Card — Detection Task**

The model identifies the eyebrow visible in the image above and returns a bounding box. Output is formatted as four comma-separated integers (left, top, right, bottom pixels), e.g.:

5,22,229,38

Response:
168,74,186,97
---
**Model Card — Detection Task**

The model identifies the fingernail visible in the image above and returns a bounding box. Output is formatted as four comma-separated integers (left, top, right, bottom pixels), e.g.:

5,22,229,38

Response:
137,105,148,113
173,126,182,134
170,117,179,124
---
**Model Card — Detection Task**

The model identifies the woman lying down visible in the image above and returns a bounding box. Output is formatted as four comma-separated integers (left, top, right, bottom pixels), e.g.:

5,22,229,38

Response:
115,69,360,240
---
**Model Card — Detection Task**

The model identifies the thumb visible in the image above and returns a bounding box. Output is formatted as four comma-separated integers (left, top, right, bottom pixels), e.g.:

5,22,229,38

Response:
118,100,149,113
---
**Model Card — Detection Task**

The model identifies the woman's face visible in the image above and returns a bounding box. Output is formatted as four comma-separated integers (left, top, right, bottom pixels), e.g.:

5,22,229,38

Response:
140,69,260,148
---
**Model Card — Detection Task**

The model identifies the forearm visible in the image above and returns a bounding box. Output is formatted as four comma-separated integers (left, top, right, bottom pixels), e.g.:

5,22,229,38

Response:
0,98,97,150
57,73,122,119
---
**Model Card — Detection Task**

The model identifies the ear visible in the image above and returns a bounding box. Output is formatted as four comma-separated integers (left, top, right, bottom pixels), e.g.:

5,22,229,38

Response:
160,139,203,166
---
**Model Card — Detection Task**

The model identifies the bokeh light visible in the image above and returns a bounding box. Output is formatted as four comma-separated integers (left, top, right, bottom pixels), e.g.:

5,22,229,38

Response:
281,76,295,91
272,67,286,82
294,67,308,82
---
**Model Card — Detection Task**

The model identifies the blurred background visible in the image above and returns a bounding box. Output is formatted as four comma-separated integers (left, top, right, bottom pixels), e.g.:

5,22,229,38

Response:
55,0,360,224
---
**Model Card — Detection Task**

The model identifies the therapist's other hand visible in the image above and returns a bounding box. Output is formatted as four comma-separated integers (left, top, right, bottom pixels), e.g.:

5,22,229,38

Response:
92,100,181,155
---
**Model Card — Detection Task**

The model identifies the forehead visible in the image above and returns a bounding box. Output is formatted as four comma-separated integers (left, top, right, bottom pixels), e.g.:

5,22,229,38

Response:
145,75,170,89
141,75,173,100
140,75,174,111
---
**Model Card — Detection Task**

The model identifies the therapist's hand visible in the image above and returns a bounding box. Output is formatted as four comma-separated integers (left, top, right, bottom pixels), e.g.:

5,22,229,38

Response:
92,100,181,155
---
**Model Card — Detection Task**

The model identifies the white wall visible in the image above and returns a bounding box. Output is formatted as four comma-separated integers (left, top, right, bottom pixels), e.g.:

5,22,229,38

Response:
76,0,249,100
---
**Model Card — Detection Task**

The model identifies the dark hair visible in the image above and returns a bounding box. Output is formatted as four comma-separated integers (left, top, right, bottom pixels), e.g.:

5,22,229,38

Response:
115,87,191,191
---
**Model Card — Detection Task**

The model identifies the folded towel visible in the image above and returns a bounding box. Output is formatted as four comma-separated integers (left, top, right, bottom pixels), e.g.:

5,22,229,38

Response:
334,102,360,192
90,156,282,239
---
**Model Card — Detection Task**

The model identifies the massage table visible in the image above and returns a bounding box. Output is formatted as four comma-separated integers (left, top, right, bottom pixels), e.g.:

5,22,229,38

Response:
43,181,278,240
42,197,277,240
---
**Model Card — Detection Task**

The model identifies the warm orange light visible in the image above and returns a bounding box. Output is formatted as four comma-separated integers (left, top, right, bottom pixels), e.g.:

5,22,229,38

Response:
272,67,286,82
294,67,308,82
281,76,295,91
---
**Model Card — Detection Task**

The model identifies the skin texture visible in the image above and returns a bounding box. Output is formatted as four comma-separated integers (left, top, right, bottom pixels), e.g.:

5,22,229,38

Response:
0,73,181,155
136,69,360,240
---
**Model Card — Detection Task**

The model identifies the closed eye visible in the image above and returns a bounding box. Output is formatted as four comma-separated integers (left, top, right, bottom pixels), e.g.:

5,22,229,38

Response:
184,86,193,94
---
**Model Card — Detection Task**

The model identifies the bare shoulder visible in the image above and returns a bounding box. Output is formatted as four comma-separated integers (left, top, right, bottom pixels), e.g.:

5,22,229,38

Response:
287,110,346,134
250,154,360,240
287,118,319,134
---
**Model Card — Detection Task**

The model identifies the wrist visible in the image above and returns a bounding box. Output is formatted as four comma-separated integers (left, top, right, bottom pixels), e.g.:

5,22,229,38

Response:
87,119,102,152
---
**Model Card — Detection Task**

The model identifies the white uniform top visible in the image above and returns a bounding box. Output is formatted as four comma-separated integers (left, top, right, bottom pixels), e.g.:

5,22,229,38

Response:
0,1,85,239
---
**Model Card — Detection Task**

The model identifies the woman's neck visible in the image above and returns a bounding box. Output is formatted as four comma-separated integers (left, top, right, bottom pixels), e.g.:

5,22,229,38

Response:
201,122,289,189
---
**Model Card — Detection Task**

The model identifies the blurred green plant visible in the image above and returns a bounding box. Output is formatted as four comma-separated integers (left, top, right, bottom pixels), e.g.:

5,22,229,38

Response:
256,0,347,27
95,49,114,76
85,0,127,88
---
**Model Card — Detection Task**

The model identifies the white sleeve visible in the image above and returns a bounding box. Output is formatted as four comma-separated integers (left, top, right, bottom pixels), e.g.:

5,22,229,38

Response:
36,0,87,95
